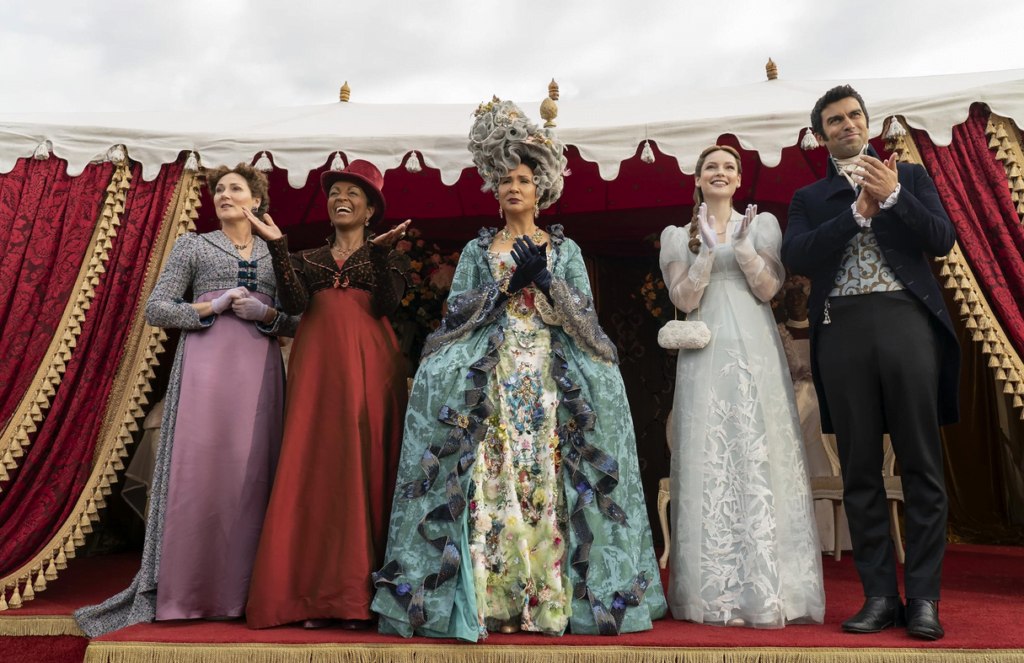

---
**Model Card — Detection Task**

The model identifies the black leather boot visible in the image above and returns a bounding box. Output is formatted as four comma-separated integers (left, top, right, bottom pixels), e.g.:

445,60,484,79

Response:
906,599,944,640
841,596,906,633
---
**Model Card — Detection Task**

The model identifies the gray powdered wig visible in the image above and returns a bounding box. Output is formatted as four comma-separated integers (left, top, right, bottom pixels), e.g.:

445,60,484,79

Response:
468,98,569,210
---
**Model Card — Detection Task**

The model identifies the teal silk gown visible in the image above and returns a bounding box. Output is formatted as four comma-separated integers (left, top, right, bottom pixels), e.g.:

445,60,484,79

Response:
371,227,667,641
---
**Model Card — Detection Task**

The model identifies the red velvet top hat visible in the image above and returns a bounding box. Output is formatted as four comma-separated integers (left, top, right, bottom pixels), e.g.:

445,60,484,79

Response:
320,159,386,223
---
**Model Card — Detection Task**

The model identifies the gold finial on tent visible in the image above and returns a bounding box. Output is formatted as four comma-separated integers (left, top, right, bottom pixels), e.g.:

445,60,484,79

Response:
339,81,351,102
766,58,778,81
541,79,559,128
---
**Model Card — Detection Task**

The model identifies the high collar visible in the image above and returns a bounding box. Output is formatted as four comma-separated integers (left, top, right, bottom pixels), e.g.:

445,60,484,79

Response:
825,143,880,200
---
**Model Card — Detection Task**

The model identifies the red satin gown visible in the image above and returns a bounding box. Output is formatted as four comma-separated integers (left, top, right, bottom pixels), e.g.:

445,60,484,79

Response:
245,270,405,628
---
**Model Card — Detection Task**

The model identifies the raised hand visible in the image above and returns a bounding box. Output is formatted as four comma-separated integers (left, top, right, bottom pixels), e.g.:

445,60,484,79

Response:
853,154,899,203
732,204,757,243
210,287,249,315
372,219,412,247
243,207,283,241
696,203,717,252
232,296,270,321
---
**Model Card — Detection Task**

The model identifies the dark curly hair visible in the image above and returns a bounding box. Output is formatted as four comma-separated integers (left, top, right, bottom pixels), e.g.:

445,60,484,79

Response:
810,85,869,138
204,162,271,217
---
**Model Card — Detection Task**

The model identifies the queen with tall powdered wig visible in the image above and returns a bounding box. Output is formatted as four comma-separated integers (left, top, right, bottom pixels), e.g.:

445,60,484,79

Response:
372,99,666,640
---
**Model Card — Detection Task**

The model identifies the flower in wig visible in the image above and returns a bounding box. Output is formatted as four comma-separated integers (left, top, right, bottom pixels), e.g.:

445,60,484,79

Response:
468,97,569,210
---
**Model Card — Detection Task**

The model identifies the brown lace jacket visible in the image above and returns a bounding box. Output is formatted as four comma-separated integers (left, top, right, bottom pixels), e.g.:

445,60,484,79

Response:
267,236,412,318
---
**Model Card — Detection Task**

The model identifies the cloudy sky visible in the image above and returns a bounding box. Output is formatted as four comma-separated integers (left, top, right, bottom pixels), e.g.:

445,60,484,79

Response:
1,1,1020,113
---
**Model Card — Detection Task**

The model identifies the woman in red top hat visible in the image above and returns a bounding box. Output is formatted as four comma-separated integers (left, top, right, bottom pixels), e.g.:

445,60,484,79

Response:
244,160,412,630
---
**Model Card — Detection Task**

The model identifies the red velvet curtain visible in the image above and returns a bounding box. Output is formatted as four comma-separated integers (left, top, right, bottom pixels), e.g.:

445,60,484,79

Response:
914,106,1024,355
0,161,184,577
0,159,114,427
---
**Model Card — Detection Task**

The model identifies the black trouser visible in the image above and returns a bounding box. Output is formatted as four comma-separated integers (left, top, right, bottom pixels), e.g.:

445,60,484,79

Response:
816,290,946,600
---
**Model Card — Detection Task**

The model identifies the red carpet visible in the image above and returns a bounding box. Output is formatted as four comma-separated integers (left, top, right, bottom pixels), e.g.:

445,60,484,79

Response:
2,545,1022,662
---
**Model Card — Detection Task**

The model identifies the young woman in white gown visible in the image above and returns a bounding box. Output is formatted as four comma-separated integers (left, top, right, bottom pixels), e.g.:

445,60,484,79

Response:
659,145,825,628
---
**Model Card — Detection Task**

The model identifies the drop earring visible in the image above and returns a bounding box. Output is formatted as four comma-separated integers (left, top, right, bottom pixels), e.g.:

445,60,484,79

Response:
251,206,259,214
534,201,540,219
499,206,504,219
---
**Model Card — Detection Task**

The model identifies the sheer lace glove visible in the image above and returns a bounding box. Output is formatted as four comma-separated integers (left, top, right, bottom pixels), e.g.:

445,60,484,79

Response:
731,204,757,244
696,203,717,252
508,237,550,294
210,287,249,315
232,296,269,321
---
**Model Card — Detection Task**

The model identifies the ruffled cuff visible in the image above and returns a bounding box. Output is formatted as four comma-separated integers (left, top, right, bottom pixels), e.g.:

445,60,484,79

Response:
420,282,504,359
543,277,618,365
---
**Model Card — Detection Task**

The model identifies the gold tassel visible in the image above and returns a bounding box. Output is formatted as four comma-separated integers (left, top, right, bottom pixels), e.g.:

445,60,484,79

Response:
997,368,1008,381
965,316,978,329
33,567,46,593
55,549,67,570
1015,395,1023,408
1007,382,1018,395
959,302,970,316
1002,357,1013,369
45,558,58,581
21,575,34,601
982,342,992,354
8,584,21,609
990,355,1002,368
0,588,7,611
1017,382,1024,395
64,537,76,558
73,524,85,546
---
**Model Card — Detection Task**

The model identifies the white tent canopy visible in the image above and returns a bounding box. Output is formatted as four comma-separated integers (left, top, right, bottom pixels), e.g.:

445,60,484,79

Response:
3,69,1024,188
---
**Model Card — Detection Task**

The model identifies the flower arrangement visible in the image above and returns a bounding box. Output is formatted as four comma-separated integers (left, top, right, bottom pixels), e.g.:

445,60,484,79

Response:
633,233,674,326
389,227,461,362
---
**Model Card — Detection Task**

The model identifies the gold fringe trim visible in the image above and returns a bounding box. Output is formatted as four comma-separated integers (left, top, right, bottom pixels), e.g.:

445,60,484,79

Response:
0,167,202,610
985,114,1024,222
886,118,1024,423
0,156,131,488
81,643,1024,663
0,614,85,636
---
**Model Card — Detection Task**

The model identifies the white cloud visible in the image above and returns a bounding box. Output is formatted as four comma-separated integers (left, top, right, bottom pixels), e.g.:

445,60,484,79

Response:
1,0,1020,112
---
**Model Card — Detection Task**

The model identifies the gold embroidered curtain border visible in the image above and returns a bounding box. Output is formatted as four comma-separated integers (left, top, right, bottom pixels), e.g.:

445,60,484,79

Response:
0,168,201,611
77,642,1024,663
884,117,1024,420
0,159,131,487
986,114,1024,223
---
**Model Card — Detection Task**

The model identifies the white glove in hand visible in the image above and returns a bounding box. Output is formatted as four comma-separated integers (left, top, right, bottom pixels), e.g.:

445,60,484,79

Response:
732,204,757,243
210,287,249,315
232,297,269,321
696,203,717,252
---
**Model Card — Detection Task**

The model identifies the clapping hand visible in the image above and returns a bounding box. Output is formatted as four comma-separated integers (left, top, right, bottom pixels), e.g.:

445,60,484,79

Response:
507,236,550,293
210,287,249,315
853,153,899,203
696,203,717,252
372,219,412,247
243,208,283,242
732,204,757,243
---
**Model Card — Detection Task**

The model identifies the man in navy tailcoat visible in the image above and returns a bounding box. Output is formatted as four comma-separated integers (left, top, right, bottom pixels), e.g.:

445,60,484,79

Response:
782,85,961,641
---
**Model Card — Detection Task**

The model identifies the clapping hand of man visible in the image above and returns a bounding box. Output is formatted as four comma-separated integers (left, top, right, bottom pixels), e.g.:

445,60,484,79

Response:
853,153,899,219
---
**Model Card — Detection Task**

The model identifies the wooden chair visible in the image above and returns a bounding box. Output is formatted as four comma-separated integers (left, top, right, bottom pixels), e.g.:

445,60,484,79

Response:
658,410,673,569
810,434,905,563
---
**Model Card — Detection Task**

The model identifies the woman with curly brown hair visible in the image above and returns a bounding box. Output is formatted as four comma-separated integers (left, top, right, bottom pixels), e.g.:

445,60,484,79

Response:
659,145,824,628
75,163,298,636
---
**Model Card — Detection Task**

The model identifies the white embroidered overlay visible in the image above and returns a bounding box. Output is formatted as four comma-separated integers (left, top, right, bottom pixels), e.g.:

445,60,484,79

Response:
660,212,825,627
